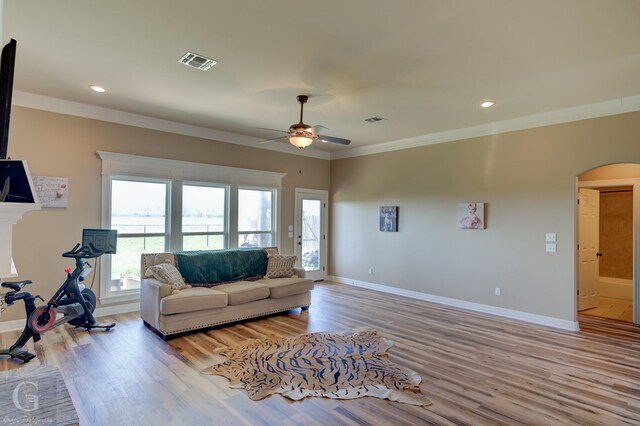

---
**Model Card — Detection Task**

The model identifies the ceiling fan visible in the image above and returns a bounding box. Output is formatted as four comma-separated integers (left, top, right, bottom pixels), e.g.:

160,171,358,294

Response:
259,95,351,149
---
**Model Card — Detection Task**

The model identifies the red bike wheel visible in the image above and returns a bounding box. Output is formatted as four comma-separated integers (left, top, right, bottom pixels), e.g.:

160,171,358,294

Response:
30,306,56,334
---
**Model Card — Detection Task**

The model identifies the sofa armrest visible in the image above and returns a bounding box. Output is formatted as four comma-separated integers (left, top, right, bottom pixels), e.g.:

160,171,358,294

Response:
140,278,172,330
293,267,306,279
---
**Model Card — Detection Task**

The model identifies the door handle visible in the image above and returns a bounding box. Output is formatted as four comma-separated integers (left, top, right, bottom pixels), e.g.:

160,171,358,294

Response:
596,252,603,257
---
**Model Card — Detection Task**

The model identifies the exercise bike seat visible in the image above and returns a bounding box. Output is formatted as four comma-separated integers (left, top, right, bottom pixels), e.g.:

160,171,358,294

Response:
1,280,33,291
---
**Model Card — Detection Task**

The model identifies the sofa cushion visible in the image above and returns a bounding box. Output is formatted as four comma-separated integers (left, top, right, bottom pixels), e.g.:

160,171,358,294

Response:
257,277,314,299
215,281,270,305
263,247,279,256
145,262,188,292
265,255,297,278
160,287,228,315
154,253,177,266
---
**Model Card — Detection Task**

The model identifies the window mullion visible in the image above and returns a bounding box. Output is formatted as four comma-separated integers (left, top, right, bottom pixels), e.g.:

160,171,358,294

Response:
228,185,238,248
170,180,183,251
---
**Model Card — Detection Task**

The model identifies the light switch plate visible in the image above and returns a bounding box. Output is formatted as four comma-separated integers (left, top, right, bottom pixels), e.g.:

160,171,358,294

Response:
546,243,557,253
288,225,294,232
288,231,293,238
545,233,557,242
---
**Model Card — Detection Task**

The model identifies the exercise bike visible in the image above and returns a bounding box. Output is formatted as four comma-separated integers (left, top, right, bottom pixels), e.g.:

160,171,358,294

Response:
0,243,115,363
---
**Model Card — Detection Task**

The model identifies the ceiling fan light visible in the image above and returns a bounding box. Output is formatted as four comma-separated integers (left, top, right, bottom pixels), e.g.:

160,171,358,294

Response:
289,135,313,149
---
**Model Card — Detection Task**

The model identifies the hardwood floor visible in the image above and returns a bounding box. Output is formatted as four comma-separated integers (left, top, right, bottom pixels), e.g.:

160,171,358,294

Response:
2,282,640,425
581,297,634,322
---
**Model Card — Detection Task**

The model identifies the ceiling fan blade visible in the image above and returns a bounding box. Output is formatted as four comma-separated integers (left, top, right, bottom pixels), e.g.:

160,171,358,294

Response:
312,125,329,134
317,134,351,145
259,135,289,144
256,127,289,134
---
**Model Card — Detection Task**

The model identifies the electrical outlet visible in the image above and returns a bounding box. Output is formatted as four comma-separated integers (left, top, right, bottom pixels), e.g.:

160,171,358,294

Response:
495,287,501,296
368,268,373,275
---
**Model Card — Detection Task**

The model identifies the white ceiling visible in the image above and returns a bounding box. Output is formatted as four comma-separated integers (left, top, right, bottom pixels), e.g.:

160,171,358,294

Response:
5,0,640,155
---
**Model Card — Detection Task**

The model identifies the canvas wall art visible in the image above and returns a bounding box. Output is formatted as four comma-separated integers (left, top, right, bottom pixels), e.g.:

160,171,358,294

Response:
33,175,68,208
380,206,398,232
458,202,485,229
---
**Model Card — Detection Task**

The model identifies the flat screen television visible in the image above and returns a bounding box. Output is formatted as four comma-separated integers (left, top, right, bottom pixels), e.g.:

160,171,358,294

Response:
0,39,17,160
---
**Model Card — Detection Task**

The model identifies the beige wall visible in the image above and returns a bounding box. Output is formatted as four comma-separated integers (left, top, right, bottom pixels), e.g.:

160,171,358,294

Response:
330,111,640,322
2,106,329,321
599,190,633,280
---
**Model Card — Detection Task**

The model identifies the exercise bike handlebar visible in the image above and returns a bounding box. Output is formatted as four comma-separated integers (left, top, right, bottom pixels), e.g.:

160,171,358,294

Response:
61,243,105,259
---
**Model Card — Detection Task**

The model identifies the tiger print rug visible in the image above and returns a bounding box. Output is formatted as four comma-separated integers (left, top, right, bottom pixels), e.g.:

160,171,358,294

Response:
202,328,431,406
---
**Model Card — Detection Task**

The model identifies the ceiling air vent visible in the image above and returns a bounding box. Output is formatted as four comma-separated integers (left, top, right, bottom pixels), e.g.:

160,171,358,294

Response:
364,116,386,123
178,52,217,71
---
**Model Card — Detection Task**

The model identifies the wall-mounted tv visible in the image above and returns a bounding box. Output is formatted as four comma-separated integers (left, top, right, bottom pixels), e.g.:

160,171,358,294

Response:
0,39,17,160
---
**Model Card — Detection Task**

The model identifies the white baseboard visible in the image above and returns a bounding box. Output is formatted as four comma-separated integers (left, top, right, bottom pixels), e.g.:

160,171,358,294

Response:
0,302,140,333
326,275,580,332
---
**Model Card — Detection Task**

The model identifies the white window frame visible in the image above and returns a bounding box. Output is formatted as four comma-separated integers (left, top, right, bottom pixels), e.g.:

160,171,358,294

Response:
98,151,285,304
102,176,171,304
237,186,278,249
181,181,229,251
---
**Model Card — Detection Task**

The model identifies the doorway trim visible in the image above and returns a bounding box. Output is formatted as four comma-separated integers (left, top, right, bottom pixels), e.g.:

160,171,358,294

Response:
577,178,640,323
294,188,329,281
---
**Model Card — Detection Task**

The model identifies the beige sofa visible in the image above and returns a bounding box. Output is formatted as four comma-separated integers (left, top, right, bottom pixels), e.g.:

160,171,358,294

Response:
139,250,313,339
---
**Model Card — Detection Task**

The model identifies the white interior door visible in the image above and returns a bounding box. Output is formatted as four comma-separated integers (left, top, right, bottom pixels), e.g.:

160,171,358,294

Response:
295,189,327,281
578,188,600,311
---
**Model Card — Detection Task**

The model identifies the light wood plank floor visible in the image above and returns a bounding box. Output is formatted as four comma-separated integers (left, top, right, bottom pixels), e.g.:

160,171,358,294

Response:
2,282,640,425
581,297,634,322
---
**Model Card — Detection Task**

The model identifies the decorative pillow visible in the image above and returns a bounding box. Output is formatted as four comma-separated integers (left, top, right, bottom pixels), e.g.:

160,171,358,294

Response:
264,247,280,257
265,255,297,278
145,262,188,292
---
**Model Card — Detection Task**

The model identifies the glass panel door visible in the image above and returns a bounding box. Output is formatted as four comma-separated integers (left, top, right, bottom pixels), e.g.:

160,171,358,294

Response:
295,190,327,281
301,199,321,272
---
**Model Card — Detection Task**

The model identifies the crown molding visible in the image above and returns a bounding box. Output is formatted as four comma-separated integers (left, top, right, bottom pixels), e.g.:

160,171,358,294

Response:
12,91,331,160
330,94,640,160
13,90,640,162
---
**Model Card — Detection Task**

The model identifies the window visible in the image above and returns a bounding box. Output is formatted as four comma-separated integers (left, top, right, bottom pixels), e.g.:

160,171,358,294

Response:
182,184,226,250
238,188,275,248
98,152,285,304
109,179,168,293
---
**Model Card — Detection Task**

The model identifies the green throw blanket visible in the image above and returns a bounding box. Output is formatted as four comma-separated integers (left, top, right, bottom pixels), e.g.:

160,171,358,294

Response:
175,248,268,284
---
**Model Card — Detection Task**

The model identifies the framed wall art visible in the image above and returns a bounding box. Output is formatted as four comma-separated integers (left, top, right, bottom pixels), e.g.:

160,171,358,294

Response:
458,202,485,229
380,206,398,232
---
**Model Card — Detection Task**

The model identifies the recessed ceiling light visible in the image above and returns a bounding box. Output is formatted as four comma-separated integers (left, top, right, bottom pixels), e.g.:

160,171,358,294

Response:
481,101,495,108
89,85,106,93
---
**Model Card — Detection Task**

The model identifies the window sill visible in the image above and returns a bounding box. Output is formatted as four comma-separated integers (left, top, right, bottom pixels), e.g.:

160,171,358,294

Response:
99,291,140,305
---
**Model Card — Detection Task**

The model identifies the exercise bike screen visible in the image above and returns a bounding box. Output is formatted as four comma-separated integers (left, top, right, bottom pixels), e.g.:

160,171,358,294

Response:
82,229,118,254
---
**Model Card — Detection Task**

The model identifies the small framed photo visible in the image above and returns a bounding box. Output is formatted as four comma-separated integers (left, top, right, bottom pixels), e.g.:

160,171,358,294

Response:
458,202,485,229
380,206,398,232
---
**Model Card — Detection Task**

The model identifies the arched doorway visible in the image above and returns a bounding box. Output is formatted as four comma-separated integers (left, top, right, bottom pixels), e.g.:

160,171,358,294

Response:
577,163,640,324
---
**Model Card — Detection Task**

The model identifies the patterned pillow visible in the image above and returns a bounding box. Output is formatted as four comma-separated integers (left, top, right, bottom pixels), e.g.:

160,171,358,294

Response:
145,262,188,292
265,255,297,278
263,247,280,257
